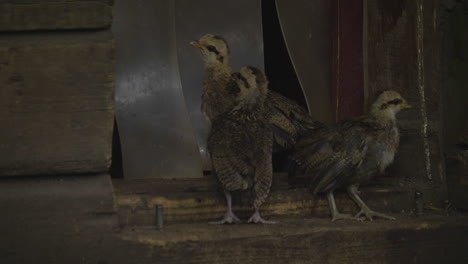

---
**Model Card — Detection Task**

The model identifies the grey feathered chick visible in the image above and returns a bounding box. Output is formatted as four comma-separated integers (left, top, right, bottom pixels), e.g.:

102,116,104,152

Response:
208,66,276,224
292,91,411,221
191,34,318,149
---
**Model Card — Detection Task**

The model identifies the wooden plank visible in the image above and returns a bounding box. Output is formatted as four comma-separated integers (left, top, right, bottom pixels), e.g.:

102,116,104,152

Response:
117,216,468,264
114,177,412,226
0,174,119,264
365,0,446,202
0,32,114,176
0,0,113,31
441,1,468,209
3,209,468,263
0,173,115,215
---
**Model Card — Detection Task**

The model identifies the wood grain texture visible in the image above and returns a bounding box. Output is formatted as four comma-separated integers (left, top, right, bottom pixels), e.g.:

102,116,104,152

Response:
366,0,446,201
3,212,468,263
0,0,113,31
117,216,468,264
0,173,115,214
0,32,114,176
114,177,412,226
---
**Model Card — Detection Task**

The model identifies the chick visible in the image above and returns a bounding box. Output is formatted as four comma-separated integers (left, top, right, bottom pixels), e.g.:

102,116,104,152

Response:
208,66,276,224
292,91,411,221
244,64,319,149
190,34,237,121
191,34,318,150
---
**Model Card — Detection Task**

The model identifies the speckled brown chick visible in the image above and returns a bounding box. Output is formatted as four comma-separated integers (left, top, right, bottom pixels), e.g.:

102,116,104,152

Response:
266,90,320,150
190,34,237,121
292,91,411,221
207,66,276,224
191,34,319,150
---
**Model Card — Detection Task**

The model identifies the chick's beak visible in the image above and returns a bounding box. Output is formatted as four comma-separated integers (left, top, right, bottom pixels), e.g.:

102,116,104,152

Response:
401,102,412,109
190,41,201,49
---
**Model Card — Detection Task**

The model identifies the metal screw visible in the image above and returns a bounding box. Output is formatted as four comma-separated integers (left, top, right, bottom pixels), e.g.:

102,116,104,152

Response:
415,191,424,217
156,204,164,230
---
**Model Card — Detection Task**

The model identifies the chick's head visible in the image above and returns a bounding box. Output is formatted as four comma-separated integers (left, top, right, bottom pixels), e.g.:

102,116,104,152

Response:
190,34,230,66
232,66,269,103
371,90,411,120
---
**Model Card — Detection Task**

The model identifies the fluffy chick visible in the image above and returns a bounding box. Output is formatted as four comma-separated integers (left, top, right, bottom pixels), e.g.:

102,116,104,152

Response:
191,34,318,149
267,90,320,150
292,91,411,221
190,34,237,121
208,66,276,224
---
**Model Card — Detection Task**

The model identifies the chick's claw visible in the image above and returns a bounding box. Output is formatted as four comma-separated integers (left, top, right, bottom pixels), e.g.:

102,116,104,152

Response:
354,208,396,221
247,210,277,224
209,212,241,225
331,213,364,222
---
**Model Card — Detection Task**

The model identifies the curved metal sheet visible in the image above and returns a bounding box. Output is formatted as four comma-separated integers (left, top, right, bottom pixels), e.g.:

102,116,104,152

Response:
175,0,264,170
276,0,333,123
113,0,203,179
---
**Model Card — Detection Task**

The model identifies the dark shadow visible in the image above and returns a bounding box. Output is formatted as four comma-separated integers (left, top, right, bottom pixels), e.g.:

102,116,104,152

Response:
262,0,308,173
262,0,308,108
441,1,468,209
110,118,124,178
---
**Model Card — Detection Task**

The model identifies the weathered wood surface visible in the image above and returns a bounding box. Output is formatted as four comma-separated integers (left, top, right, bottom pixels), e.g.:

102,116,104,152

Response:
442,1,468,210
0,174,119,264
0,32,114,176
3,210,468,263
117,216,468,264
0,173,115,215
0,0,113,31
0,175,465,264
114,177,413,226
366,0,446,201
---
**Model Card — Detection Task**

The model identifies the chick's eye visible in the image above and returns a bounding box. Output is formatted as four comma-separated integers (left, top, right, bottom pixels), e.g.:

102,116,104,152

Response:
387,99,402,105
207,45,217,52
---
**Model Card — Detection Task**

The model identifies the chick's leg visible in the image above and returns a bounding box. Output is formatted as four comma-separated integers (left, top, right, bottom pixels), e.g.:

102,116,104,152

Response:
209,191,241,224
327,191,361,222
248,150,277,225
247,209,277,224
347,185,395,221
